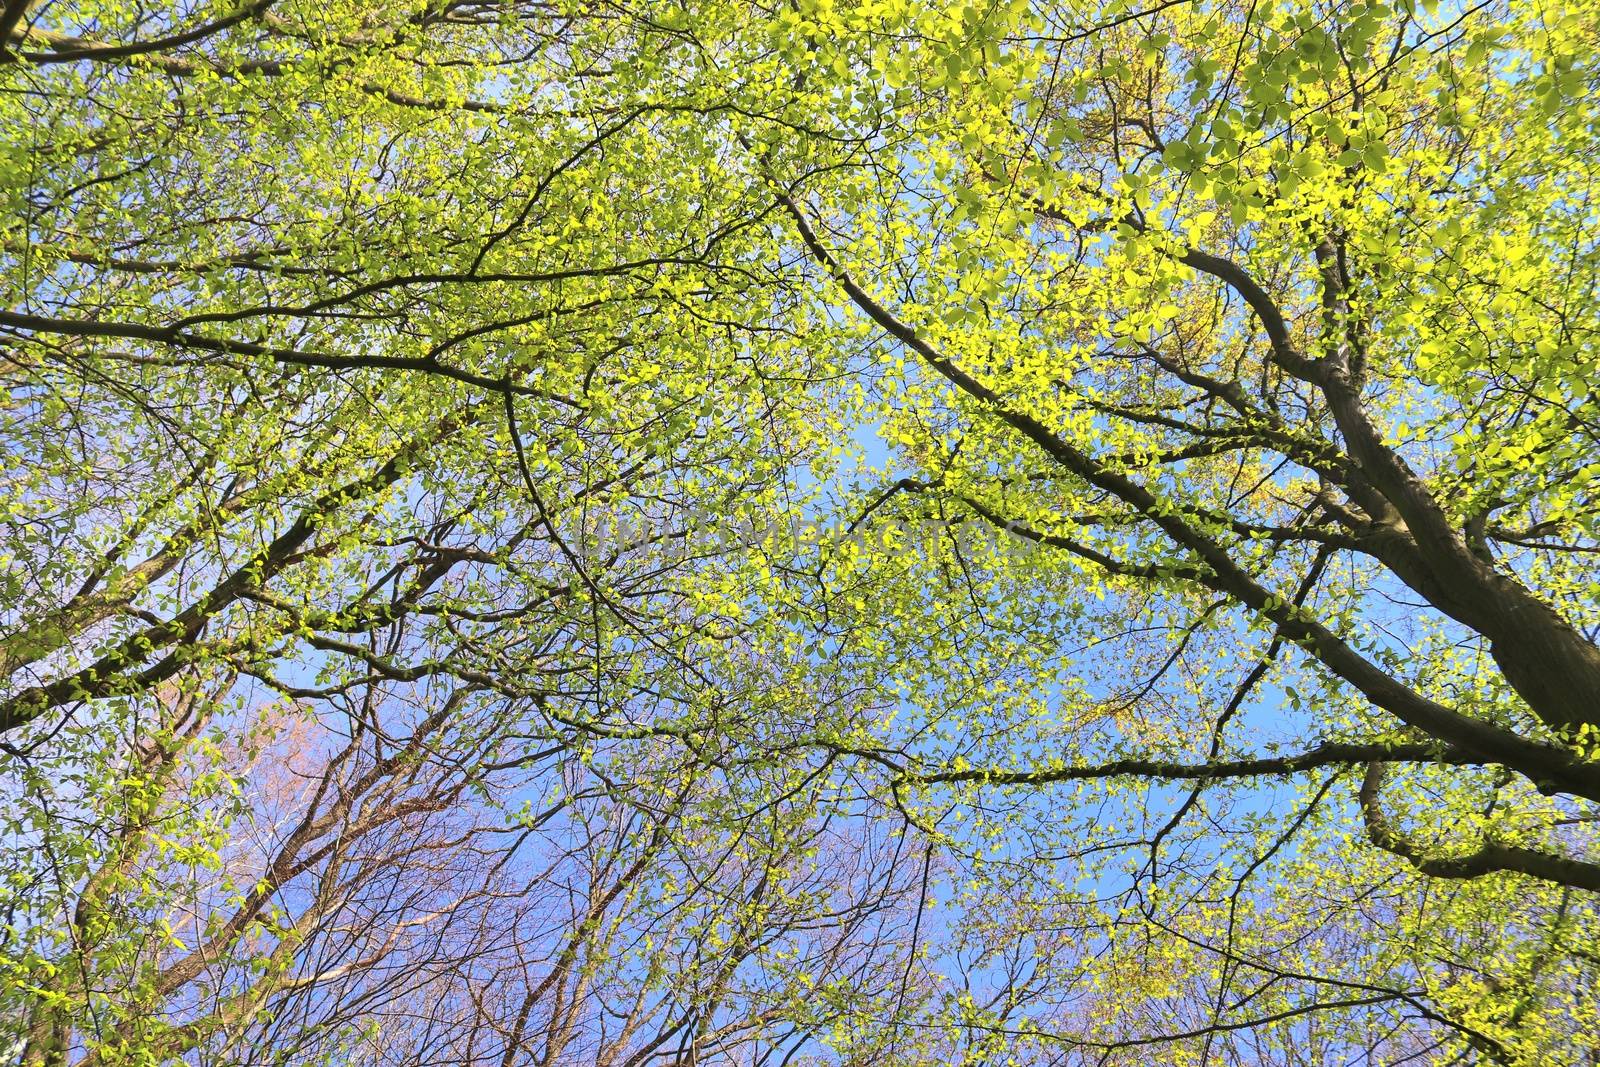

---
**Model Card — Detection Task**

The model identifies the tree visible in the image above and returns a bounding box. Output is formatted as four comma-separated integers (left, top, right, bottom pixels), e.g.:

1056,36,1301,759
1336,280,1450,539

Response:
2,672,929,1065
3,0,1599,1063
747,0,1600,1059
1,2,899,1060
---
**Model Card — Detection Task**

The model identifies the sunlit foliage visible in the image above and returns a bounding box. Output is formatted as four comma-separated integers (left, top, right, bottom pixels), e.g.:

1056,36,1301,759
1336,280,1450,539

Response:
3,0,1598,1062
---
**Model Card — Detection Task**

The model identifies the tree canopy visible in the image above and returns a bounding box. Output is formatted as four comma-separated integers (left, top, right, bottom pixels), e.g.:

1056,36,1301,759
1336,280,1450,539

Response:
3,0,1599,1062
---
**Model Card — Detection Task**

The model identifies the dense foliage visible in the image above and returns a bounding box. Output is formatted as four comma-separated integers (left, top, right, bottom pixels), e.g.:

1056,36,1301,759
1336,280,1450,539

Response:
3,0,1599,1062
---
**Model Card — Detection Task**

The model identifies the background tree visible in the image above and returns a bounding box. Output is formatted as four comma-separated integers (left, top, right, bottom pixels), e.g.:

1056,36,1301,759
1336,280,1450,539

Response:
0,1,916,1061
